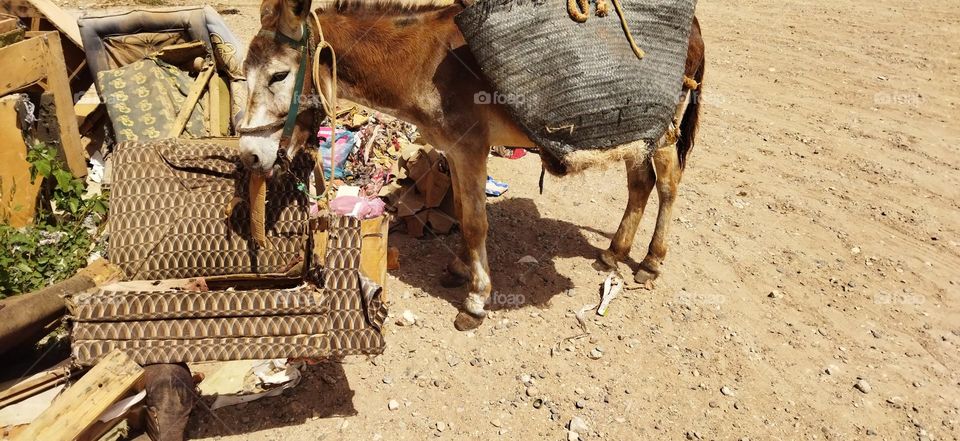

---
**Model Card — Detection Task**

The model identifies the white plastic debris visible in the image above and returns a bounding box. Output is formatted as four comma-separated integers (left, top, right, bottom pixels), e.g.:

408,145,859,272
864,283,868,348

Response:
597,272,623,316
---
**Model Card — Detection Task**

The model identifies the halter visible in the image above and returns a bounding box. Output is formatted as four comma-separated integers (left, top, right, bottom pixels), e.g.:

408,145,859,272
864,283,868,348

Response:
238,24,316,165
239,16,341,202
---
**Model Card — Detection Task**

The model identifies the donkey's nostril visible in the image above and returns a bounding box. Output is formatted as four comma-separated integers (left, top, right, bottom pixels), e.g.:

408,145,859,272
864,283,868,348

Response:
251,154,259,164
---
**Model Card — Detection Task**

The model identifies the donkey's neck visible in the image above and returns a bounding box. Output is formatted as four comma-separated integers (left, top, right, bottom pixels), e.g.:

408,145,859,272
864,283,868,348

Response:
317,10,464,126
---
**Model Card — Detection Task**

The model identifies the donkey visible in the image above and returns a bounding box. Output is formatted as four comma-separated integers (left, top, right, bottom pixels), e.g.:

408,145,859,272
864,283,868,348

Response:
239,0,705,331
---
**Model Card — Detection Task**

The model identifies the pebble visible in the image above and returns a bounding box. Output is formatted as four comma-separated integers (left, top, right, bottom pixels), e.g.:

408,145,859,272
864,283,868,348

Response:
533,398,543,409
575,400,586,409
396,310,418,326
387,399,400,410
720,386,734,396
589,347,604,359
855,379,872,394
825,365,838,375
768,290,782,299
382,376,393,384
470,358,483,367
567,431,580,441
568,416,590,433
520,374,532,385
436,421,446,432
526,386,540,397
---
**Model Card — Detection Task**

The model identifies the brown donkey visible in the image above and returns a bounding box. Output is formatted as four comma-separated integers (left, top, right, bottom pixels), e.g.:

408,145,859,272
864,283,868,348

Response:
238,0,705,330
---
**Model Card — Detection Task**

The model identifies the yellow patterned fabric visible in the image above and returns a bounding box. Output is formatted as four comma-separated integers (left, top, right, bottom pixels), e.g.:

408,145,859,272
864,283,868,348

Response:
97,58,208,142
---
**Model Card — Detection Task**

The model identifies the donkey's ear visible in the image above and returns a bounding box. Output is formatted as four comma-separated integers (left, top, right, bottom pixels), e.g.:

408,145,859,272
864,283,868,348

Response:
260,0,283,28
285,0,313,18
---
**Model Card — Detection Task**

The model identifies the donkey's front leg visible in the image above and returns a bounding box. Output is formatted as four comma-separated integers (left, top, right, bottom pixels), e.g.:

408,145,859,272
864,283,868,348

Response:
444,145,492,331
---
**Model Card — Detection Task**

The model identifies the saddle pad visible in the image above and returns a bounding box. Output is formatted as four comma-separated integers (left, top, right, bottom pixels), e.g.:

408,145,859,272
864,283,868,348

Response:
71,215,387,366
456,0,696,162
108,139,312,280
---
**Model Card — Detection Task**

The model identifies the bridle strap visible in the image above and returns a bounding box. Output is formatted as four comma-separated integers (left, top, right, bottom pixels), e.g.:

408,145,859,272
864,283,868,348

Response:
277,24,313,159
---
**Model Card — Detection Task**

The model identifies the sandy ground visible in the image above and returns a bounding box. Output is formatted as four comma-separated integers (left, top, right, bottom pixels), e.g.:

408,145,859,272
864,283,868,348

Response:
56,0,960,439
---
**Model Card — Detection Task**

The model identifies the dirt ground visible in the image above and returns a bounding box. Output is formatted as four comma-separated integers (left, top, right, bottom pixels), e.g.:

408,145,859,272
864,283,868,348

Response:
58,0,960,439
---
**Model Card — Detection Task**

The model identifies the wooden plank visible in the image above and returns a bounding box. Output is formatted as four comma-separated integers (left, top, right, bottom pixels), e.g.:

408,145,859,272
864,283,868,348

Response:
209,70,222,137
0,17,17,34
12,350,144,441
360,215,389,288
0,34,46,94
1,0,82,47
169,61,215,138
40,32,86,176
0,94,42,227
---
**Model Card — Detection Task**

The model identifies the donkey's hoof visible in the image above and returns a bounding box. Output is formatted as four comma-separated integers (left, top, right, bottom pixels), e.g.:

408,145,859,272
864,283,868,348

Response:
440,271,469,288
454,311,485,331
596,249,620,270
634,267,659,285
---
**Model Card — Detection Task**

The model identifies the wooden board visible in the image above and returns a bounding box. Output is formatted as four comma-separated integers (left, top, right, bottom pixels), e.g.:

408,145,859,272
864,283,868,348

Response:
0,32,87,177
360,215,389,288
12,350,143,441
0,94,42,227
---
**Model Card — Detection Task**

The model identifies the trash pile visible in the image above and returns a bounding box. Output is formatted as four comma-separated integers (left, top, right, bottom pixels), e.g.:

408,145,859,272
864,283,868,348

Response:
319,106,459,237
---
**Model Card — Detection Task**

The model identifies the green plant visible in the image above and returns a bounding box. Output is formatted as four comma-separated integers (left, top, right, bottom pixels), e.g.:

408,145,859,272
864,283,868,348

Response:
0,142,108,298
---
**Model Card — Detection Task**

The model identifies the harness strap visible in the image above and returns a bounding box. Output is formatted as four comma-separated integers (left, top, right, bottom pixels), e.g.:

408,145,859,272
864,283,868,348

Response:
278,24,312,156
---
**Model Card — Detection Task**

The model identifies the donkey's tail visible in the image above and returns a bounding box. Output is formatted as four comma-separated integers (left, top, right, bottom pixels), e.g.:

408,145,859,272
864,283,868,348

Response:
677,52,704,170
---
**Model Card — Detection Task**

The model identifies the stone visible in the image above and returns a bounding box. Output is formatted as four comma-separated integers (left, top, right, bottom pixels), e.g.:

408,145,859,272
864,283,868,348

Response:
568,416,590,433
396,310,418,326
388,399,400,410
526,386,539,397
436,421,446,432
720,386,734,396
854,379,872,394
589,347,604,359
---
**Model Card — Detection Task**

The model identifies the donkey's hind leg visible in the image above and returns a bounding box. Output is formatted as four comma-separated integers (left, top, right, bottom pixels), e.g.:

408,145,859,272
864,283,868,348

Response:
635,144,682,284
598,157,656,269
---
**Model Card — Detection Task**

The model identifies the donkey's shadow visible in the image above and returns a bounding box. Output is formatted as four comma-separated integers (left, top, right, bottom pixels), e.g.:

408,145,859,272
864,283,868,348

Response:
391,197,626,312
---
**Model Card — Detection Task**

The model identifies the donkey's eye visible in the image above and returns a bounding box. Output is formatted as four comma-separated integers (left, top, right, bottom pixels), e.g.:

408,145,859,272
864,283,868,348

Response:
269,71,290,84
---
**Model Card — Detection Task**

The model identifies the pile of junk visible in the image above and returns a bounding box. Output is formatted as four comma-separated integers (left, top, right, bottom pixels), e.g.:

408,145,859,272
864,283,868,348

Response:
0,2,463,440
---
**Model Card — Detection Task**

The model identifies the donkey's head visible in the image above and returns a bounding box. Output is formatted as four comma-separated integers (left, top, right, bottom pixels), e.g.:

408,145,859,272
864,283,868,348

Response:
239,0,324,175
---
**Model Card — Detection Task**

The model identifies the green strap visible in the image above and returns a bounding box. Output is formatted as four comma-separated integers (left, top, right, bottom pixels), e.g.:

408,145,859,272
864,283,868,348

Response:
280,24,311,144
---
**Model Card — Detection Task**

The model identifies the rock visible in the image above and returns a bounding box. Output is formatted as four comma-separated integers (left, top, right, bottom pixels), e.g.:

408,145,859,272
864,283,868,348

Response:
382,376,393,384
470,357,483,367
568,416,590,433
855,379,872,394
447,356,461,367
709,401,719,408
567,431,580,441
533,398,543,409
436,421,447,432
720,386,734,396
575,400,586,409
387,399,400,410
768,290,782,299
824,365,838,375
520,373,532,385
851,246,861,254
396,310,418,326
589,347,604,360
526,386,539,397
